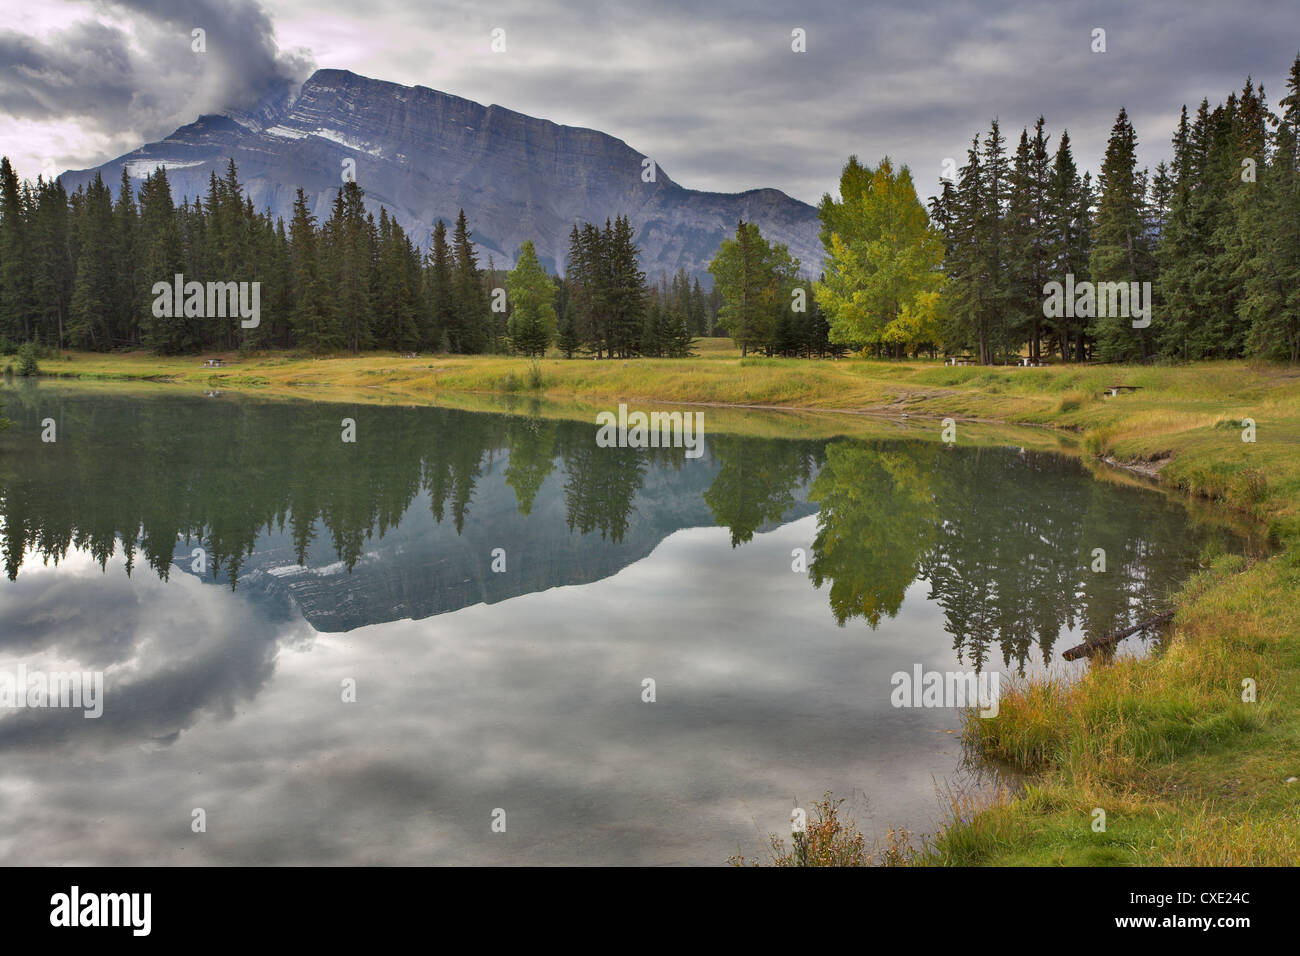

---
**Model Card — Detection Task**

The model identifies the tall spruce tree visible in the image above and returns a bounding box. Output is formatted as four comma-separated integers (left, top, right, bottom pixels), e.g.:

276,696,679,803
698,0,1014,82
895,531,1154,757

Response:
30,177,73,349
1243,55,1300,361
68,174,116,350
1045,130,1093,360
1089,108,1156,361
426,219,454,351
0,157,35,343
605,215,646,357
449,209,488,353
288,188,339,351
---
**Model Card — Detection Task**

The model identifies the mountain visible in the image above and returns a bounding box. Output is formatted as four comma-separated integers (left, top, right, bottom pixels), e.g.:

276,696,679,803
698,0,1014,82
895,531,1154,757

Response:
59,68,823,281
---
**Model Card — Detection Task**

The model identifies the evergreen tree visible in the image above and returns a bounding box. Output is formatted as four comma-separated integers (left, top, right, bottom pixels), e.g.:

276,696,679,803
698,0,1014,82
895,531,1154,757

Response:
68,174,116,350
977,120,1014,362
939,125,1015,364
374,208,421,350
1089,108,1156,361
30,177,73,349
322,181,376,354
112,170,138,347
426,219,455,351
556,293,581,358
688,276,707,336
1243,55,1300,361
0,157,35,343
606,215,646,357
450,209,488,353
1004,119,1054,360
1045,130,1093,360
288,188,340,351
506,239,556,356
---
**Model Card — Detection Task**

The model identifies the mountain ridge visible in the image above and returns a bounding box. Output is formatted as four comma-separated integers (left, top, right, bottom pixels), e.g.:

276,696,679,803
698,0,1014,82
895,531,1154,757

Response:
59,68,824,283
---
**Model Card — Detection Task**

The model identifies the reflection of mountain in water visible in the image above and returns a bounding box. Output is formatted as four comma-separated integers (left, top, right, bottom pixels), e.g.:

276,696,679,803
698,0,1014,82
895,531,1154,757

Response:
206,455,814,632
0,388,821,633
0,386,1245,665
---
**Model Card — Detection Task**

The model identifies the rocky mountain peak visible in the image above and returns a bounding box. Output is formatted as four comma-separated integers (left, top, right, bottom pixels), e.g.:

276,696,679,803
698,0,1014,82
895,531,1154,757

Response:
61,69,822,282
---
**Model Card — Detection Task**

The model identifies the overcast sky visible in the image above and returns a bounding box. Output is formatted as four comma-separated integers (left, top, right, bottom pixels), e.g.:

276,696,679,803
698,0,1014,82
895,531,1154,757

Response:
1,0,1296,205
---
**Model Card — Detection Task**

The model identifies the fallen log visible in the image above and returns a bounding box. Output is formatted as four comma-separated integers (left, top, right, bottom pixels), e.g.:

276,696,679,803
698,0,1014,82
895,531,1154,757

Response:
1062,609,1176,661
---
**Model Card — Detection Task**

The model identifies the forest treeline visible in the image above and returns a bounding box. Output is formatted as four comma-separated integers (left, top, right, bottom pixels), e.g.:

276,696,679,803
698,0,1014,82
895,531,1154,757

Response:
1,54,1297,363
929,55,1300,363
712,55,1300,363
0,160,725,357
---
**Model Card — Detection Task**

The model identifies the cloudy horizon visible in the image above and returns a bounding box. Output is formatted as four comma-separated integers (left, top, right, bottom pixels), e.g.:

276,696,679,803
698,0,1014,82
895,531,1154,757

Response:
1,0,1297,205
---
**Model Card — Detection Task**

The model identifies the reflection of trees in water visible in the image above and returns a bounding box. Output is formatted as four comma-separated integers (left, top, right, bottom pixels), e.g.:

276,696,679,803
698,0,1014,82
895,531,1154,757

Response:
0,393,636,581
0,390,1225,670
703,435,820,547
504,417,558,517
808,439,1225,670
808,442,938,628
0,392,832,575
557,428,647,544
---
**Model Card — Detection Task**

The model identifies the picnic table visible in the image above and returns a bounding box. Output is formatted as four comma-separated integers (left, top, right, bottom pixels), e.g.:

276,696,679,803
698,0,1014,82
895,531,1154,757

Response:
1102,384,1142,397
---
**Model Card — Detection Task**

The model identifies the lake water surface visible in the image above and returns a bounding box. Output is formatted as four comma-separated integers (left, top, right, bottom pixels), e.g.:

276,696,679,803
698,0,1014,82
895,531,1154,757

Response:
0,384,1244,864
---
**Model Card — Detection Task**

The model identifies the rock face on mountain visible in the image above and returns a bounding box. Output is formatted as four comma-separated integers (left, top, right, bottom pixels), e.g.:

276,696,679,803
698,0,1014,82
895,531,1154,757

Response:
60,68,823,281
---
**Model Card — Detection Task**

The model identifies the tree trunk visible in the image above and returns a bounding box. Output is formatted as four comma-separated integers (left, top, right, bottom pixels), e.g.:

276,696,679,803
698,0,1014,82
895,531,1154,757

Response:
1062,609,1175,661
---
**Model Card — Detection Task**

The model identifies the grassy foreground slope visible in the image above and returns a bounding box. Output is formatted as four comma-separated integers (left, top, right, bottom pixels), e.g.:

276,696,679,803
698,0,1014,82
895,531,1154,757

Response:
24,340,1300,864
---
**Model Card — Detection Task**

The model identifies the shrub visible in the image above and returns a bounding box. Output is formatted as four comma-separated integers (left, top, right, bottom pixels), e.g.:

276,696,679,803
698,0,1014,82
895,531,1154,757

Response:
1056,390,1089,413
1238,468,1268,505
1084,426,1117,457
728,792,914,867
17,342,39,377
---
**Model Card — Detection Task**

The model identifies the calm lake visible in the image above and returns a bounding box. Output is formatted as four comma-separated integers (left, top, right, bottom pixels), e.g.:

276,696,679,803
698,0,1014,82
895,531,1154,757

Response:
0,384,1245,865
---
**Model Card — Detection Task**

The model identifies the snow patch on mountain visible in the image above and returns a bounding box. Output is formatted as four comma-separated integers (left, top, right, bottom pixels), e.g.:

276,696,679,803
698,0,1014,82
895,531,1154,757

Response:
309,128,381,156
124,159,206,179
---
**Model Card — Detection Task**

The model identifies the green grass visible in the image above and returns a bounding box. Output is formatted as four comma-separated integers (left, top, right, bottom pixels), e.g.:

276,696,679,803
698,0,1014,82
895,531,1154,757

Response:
919,550,1300,866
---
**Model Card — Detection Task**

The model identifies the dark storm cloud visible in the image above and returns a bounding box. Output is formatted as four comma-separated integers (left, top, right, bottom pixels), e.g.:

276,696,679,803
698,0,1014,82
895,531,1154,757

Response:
109,0,315,114
0,0,313,168
0,19,138,118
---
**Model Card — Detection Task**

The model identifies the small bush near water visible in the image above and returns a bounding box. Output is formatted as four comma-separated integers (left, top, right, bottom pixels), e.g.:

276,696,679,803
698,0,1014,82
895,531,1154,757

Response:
17,342,40,377
729,793,914,867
